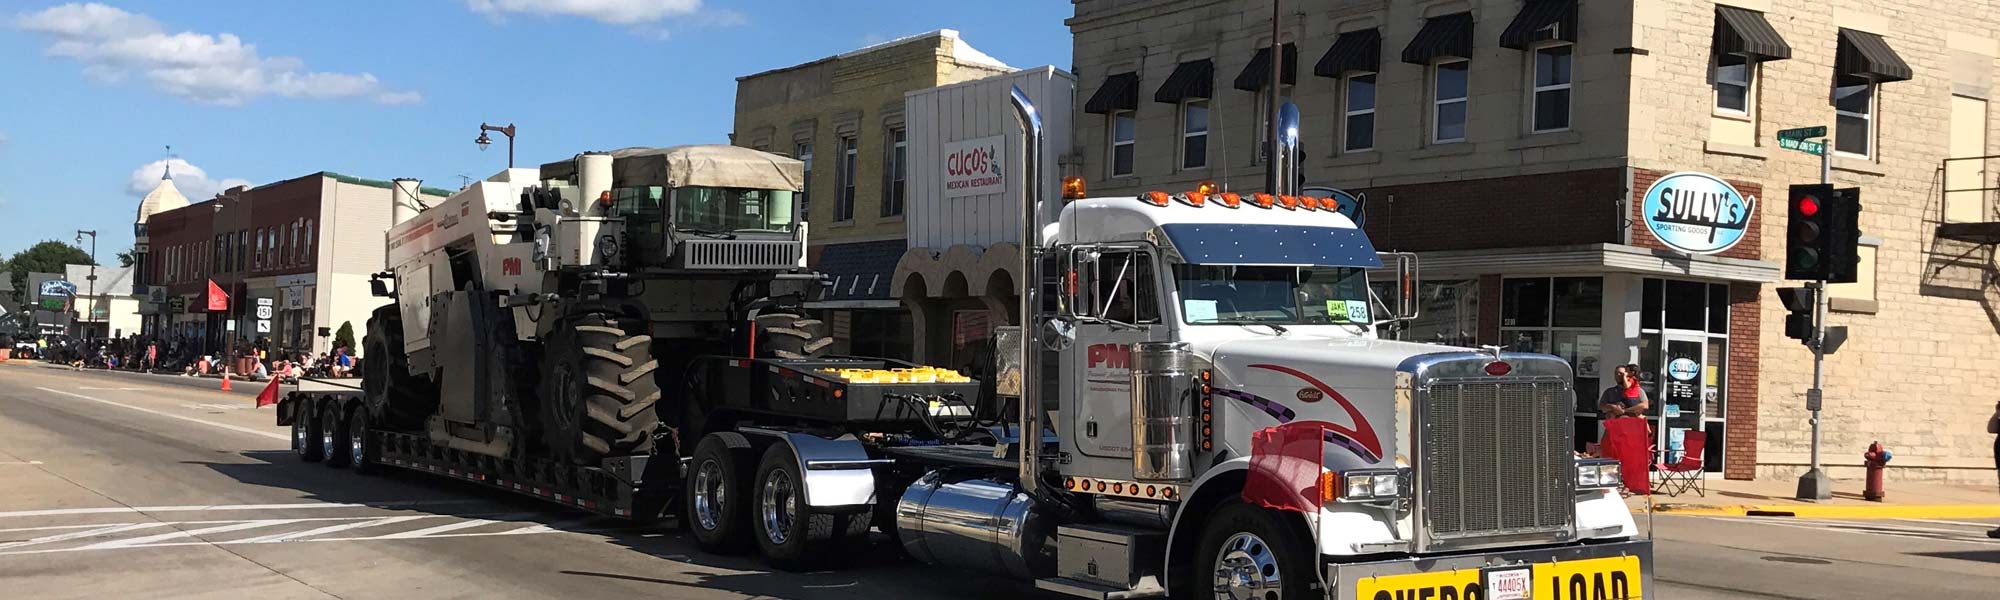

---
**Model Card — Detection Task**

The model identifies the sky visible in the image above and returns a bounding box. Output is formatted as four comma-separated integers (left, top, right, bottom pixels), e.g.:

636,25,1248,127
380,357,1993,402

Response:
0,0,1073,260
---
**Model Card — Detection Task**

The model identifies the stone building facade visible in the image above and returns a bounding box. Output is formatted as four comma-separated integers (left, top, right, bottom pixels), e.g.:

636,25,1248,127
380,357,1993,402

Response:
1070,0,2000,482
732,30,1012,359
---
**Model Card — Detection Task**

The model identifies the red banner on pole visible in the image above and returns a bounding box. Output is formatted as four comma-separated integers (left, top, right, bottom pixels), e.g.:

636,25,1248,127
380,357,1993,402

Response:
206,280,229,312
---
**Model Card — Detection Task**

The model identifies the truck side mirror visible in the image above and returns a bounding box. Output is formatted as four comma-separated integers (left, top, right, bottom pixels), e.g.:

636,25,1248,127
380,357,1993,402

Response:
1391,252,1420,321
369,278,390,298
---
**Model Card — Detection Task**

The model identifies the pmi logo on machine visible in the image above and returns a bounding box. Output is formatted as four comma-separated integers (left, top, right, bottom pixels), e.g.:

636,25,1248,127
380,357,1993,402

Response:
1640,171,1754,255
1085,343,1130,369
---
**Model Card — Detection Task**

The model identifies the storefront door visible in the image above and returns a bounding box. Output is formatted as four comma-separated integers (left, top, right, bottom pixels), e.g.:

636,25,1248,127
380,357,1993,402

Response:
1655,331,1713,471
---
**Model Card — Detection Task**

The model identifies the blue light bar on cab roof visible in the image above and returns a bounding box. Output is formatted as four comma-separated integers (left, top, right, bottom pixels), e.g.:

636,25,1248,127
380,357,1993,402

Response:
1159,223,1382,268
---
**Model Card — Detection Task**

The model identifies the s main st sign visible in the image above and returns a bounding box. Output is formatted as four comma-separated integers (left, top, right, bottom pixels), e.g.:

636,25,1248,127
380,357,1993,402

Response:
1640,172,1754,255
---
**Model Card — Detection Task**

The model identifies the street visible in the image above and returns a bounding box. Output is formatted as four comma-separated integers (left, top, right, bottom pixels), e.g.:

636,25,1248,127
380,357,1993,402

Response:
2,364,1998,600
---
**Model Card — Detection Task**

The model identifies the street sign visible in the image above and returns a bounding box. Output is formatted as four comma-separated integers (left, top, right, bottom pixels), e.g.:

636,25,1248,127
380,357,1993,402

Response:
256,319,271,333
1805,388,1823,411
1778,137,1825,156
1777,126,1827,140
255,306,274,319
257,298,274,307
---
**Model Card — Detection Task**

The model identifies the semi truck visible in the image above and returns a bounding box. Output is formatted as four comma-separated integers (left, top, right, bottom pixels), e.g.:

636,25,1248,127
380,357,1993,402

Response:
278,90,1650,599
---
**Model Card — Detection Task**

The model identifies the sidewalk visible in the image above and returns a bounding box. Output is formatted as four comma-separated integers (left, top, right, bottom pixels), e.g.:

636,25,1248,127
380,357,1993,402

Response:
1628,476,2000,519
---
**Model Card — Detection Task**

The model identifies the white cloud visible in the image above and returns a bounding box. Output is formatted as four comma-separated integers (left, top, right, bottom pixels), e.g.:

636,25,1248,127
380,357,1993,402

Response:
128,158,252,201
467,0,745,34
14,3,420,106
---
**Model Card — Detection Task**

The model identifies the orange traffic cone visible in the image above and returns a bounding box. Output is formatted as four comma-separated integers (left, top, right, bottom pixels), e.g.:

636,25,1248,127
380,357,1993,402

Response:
220,371,232,391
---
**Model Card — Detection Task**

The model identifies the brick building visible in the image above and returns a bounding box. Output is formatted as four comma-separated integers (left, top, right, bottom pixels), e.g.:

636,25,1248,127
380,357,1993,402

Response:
731,29,1013,359
1070,0,2000,482
142,172,450,358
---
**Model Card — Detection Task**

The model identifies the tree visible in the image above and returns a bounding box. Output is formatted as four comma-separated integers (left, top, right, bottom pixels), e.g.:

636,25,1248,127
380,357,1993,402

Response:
3,241,93,304
116,248,136,267
333,321,355,352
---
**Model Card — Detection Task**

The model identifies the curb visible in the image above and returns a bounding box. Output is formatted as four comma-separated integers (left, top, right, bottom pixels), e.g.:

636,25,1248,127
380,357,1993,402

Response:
1635,503,2000,519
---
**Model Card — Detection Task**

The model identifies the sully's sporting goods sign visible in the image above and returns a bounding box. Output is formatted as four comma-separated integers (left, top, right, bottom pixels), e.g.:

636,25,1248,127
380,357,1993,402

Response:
1640,172,1753,255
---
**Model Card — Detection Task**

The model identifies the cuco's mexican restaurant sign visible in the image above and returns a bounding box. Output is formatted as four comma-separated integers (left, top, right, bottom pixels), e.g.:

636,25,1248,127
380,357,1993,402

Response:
942,135,1005,199
1640,172,1754,255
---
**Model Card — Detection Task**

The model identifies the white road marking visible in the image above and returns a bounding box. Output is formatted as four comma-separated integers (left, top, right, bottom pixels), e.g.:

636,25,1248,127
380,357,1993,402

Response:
1894,518,2000,529
0,522,170,550
78,387,147,391
34,387,286,442
182,403,247,411
375,518,502,539
0,499,483,519
1707,516,2000,546
0,524,112,535
235,516,430,544
0,461,44,465
80,519,302,549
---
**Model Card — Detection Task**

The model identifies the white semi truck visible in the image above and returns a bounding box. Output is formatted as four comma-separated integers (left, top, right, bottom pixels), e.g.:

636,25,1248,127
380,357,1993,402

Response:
277,90,1650,599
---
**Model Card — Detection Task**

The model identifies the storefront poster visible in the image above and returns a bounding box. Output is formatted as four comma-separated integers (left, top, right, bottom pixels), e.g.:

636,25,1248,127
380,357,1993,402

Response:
1575,334,1601,378
1640,172,1754,255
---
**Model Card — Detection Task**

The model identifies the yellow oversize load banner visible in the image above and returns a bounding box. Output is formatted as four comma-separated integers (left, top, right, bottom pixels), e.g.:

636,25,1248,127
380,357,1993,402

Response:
1352,555,1643,600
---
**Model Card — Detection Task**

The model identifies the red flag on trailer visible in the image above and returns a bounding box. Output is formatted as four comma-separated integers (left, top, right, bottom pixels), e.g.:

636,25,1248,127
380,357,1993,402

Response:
255,377,281,408
1243,421,1326,513
206,280,229,312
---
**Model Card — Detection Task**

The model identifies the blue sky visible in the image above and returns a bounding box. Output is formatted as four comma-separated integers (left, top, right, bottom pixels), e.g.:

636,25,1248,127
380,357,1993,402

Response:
0,0,1072,260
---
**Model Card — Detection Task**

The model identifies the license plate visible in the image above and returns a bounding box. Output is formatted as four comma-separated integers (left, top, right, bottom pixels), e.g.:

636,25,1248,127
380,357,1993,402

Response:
1353,556,1644,600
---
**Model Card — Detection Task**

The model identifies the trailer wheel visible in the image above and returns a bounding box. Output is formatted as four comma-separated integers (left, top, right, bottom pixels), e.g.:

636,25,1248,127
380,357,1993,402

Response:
366,307,437,429
321,402,351,468
1194,500,1317,600
685,435,753,554
751,444,871,571
541,312,660,465
292,401,323,463
753,312,832,359
348,404,377,475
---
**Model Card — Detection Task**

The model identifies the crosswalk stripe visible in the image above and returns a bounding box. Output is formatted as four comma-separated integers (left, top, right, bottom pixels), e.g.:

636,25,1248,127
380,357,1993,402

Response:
373,517,508,539
236,516,430,544
0,522,170,550
78,519,303,549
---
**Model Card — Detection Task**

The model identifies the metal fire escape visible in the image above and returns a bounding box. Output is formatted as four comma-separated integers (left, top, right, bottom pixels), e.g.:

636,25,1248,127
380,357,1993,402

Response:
1933,155,2000,281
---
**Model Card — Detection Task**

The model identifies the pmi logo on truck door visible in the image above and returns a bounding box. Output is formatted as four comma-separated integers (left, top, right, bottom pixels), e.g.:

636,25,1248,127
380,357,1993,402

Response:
1086,343,1130,369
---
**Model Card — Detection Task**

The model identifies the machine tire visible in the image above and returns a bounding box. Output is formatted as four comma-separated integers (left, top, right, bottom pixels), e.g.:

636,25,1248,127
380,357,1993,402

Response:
750,444,871,571
365,307,436,429
1193,500,1318,600
685,435,754,555
753,312,832,359
321,402,351,469
541,312,659,465
348,404,377,475
292,401,323,463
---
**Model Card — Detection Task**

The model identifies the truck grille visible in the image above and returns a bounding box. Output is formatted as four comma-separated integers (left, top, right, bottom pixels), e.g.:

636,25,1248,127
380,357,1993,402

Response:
1421,378,1574,544
678,239,800,270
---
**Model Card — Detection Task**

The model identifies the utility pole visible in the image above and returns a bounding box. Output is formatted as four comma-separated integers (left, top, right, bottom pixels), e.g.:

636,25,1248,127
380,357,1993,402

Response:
75,230,98,340
1263,0,1282,193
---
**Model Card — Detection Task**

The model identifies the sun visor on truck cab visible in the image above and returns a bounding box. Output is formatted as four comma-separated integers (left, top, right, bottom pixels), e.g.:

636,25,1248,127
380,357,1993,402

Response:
1158,223,1382,268
537,145,804,191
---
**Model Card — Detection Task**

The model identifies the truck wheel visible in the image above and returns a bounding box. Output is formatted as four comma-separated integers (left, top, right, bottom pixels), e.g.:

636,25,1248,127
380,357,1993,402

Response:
1195,500,1317,600
321,402,351,468
753,312,832,359
348,404,377,475
292,402,323,463
366,307,436,429
541,313,660,465
685,435,753,554
751,444,871,571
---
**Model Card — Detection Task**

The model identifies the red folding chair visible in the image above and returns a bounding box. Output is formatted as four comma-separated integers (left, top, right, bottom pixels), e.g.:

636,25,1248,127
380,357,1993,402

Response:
1653,435,1707,497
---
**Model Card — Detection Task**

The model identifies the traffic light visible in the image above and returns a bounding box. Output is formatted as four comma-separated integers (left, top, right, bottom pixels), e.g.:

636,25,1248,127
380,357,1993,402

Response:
1776,286,1816,342
1824,187,1863,284
1785,184,1834,280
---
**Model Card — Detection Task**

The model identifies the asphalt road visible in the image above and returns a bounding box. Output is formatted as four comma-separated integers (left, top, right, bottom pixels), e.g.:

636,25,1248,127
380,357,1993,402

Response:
2,363,1998,599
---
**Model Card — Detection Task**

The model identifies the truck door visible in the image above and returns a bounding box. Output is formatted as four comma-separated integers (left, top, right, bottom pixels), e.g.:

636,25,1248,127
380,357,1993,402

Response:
1065,247,1166,460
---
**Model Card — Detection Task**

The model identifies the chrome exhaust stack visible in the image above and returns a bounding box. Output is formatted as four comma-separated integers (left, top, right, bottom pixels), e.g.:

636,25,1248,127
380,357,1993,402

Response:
1008,85,1044,495
1273,102,1302,196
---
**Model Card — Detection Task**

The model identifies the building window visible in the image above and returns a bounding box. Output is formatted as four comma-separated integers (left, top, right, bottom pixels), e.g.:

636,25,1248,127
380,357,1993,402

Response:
1109,110,1136,177
236,230,247,271
254,228,264,269
883,128,907,217
1834,75,1875,157
213,235,224,273
1432,59,1470,143
795,142,813,214
1180,99,1209,170
1714,54,1755,115
1343,73,1377,152
1531,44,1573,132
835,136,857,221
303,219,314,261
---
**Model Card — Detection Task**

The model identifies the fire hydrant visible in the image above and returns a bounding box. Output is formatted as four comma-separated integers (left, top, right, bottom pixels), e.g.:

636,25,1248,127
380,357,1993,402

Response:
1863,441,1893,502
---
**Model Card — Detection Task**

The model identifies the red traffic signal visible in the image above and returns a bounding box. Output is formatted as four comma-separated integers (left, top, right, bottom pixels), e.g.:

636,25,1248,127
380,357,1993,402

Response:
1786,184,1836,281
1796,195,1820,217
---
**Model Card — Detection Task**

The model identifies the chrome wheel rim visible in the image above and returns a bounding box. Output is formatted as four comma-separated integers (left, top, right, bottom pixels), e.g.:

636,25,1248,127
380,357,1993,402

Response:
760,468,795,545
349,412,365,465
292,418,306,455
692,459,724,531
1212,532,1282,600
321,409,336,459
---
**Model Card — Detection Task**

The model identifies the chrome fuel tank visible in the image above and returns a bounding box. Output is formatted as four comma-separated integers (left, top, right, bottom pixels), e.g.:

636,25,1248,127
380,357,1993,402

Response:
895,470,1054,580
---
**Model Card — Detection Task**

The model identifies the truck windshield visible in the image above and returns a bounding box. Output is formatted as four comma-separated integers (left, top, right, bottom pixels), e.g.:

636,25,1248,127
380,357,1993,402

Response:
1174,265,1373,325
672,186,795,233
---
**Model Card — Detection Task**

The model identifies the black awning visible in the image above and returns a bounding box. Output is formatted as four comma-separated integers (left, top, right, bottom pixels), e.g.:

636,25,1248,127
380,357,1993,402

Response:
814,240,907,302
1314,28,1382,77
1402,12,1474,64
1233,43,1298,91
1083,72,1138,114
1154,59,1214,104
1500,0,1577,50
1713,6,1791,60
1838,28,1914,83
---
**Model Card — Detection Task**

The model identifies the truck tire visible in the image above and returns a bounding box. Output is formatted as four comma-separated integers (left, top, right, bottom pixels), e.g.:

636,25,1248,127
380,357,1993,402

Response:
753,312,832,359
750,443,871,571
321,402,351,469
347,404,377,475
685,435,754,554
1194,500,1317,600
541,312,660,464
292,401,323,463
365,307,436,429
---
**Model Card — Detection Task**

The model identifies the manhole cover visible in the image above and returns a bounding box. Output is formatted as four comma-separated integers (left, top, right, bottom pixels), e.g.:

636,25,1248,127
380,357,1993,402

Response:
1760,556,1833,565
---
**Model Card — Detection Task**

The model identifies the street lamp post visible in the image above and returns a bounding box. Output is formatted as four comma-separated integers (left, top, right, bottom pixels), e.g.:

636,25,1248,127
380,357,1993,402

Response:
475,123,517,168
74,230,98,341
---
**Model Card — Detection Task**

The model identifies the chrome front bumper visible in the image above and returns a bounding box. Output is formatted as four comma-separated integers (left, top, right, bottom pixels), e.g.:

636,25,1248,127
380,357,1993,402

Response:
1325,539,1653,599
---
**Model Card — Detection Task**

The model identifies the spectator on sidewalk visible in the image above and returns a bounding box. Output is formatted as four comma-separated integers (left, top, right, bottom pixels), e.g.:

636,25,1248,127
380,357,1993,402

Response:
332,346,354,378
1599,364,1649,419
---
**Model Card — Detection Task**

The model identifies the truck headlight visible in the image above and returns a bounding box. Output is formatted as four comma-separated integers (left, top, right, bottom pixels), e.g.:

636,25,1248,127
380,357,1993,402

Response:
1333,469,1408,503
1576,459,1621,491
